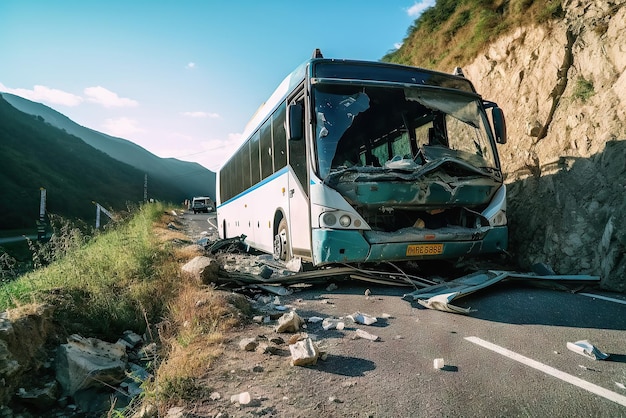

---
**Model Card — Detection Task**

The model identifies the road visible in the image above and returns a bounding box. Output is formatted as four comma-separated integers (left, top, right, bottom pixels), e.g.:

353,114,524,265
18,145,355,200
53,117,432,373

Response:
183,212,626,417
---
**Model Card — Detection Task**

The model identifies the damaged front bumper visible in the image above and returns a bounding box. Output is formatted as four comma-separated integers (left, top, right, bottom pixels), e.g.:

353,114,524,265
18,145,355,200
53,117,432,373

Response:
311,225,507,265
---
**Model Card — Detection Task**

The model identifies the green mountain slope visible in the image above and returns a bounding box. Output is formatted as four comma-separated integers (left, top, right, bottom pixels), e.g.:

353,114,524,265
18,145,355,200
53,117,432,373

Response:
0,95,182,229
1,93,215,203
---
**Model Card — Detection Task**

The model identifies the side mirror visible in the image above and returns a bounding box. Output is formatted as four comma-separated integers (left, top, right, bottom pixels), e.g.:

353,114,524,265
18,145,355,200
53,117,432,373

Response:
287,103,303,141
492,106,507,144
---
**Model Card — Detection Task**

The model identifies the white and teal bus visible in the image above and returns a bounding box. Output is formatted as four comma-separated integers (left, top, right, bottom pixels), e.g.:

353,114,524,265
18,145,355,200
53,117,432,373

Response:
217,50,508,267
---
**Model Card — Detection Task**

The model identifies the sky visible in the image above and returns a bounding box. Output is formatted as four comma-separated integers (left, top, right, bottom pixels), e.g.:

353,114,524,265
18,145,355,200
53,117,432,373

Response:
0,0,435,172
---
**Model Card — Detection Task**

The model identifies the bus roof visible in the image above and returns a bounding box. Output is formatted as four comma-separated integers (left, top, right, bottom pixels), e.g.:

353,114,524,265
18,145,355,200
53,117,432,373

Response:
236,56,476,161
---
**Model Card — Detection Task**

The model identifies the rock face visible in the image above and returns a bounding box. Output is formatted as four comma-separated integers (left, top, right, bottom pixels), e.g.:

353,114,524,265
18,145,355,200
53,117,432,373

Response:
465,0,626,291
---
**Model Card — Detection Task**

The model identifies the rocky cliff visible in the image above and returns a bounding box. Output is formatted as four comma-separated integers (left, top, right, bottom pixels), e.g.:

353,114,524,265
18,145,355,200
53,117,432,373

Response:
464,0,626,291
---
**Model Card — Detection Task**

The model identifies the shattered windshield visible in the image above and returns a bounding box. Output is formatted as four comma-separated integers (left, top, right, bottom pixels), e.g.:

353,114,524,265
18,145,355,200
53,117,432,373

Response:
313,84,498,179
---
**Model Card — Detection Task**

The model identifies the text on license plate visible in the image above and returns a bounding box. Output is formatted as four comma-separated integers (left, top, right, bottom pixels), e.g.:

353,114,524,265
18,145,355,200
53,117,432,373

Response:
406,243,444,256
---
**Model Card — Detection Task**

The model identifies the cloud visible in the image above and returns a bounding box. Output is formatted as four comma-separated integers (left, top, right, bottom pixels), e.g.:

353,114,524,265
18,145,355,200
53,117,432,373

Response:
407,0,436,17
180,111,220,119
84,86,138,108
0,82,83,106
101,117,144,138
394,42,403,50
186,62,196,69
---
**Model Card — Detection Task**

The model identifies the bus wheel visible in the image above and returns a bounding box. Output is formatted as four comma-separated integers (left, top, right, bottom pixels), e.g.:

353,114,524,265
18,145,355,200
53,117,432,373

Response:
273,219,289,261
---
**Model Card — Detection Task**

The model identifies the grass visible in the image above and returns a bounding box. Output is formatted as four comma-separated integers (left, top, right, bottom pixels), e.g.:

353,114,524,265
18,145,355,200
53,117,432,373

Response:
383,0,565,72
573,76,595,102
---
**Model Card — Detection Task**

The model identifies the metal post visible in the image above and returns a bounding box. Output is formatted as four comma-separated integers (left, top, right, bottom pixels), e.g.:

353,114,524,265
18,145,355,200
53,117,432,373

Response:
37,188,46,240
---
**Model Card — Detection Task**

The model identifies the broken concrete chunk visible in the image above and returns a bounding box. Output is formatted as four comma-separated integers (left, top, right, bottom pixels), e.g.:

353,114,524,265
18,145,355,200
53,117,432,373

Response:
55,334,127,396
289,338,320,366
322,318,345,331
348,312,377,325
433,358,445,369
566,340,609,360
275,311,303,333
239,338,258,352
354,329,379,341
230,391,251,405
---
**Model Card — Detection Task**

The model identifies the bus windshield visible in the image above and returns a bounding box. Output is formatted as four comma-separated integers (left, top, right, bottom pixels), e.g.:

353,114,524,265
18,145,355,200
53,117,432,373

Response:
313,84,498,180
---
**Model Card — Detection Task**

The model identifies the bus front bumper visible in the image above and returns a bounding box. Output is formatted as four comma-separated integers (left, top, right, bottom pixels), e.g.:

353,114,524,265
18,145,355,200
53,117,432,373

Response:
311,227,508,265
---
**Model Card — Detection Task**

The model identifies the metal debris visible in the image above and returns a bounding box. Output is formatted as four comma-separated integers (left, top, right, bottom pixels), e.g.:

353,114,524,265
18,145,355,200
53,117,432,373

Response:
403,270,600,313
566,340,610,360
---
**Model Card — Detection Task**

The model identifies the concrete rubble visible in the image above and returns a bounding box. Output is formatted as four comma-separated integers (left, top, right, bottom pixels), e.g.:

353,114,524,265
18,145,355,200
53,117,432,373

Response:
289,338,321,366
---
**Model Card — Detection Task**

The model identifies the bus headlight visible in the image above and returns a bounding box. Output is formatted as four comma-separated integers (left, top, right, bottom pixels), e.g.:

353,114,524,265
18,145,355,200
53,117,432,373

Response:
490,210,507,227
322,213,337,226
339,215,351,227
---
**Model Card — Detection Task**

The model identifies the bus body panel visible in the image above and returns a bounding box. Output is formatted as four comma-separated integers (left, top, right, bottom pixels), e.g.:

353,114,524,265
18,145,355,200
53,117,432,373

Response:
287,169,312,259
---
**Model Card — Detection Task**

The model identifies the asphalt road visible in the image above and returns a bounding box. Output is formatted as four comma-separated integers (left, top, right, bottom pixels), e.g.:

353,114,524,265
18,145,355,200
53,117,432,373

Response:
183,212,626,417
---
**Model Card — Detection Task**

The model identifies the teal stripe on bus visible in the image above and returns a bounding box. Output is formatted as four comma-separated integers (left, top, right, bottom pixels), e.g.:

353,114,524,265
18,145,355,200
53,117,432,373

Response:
217,166,290,209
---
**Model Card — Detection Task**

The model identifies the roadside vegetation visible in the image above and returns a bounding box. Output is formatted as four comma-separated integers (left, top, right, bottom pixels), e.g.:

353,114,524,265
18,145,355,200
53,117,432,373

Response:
0,202,245,413
383,0,565,71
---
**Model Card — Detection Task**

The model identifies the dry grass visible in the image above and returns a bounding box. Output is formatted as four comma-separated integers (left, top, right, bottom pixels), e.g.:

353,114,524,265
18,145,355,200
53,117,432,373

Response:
148,273,250,407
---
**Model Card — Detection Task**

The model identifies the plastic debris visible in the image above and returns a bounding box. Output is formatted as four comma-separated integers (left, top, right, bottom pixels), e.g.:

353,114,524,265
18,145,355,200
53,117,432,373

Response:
348,312,377,325
566,340,609,360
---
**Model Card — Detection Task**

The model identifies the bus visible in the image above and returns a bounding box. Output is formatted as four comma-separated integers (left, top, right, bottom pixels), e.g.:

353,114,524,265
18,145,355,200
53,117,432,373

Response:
217,49,508,268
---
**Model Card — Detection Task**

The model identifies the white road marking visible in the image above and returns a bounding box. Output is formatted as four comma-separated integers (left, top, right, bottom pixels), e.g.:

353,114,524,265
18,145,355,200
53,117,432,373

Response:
578,293,626,306
465,336,626,407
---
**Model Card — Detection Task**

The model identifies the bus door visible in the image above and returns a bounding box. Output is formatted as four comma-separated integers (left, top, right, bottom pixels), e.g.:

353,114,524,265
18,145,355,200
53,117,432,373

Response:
287,95,312,260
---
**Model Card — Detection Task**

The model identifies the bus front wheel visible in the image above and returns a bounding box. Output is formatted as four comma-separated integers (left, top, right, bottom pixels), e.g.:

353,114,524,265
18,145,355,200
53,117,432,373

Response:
273,219,289,261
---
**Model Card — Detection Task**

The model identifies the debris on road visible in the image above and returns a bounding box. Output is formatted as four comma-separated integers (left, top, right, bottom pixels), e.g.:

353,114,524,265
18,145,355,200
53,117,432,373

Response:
566,340,610,360
275,311,304,333
354,329,380,342
417,293,473,314
348,312,378,325
616,382,626,390
404,270,600,314
289,338,320,366
433,358,445,369
322,318,345,331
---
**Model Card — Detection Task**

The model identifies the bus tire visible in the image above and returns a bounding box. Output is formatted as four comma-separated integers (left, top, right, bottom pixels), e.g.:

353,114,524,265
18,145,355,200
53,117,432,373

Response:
273,219,289,261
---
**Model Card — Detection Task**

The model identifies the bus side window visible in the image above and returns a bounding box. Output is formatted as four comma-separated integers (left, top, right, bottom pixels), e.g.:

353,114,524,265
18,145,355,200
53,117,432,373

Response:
273,102,287,171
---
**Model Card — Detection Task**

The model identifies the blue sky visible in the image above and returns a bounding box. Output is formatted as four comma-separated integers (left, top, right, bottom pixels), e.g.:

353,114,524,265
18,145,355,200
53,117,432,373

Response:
0,0,434,171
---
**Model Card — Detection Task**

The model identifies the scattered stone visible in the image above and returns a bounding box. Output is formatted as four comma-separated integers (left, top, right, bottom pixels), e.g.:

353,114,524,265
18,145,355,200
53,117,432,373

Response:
381,313,393,319
252,364,264,373
364,289,371,298
341,381,357,388
308,316,324,323
269,336,285,345
328,396,343,403
181,256,220,284
122,330,143,347
275,311,303,333
326,283,338,291
210,391,221,400
288,333,307,345
252,316,264,323
354,329,379,341
348,312,378,325
239,338,258,352
289,338,320,366
433,358,445,369
230,391,252,405
322,318,345,331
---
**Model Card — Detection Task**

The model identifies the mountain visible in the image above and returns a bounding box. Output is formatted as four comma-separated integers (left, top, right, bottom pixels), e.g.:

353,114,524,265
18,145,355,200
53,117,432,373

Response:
0,92,215,203
0,93,215,229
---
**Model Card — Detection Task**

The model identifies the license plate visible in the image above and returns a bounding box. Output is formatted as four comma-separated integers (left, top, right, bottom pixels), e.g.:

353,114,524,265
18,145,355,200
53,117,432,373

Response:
406,243,444,256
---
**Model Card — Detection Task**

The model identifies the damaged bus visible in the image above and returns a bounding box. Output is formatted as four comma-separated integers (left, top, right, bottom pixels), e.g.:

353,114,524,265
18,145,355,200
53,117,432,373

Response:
217,50,508,267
